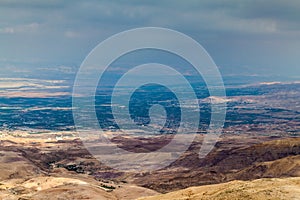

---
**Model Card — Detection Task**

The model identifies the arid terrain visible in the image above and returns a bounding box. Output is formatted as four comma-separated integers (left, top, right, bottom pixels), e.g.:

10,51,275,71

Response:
138,177,300,200
0,131,160,200
0,130,299,199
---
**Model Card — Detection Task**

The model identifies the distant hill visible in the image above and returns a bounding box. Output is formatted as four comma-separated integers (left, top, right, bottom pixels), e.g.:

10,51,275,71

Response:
133,137,300,193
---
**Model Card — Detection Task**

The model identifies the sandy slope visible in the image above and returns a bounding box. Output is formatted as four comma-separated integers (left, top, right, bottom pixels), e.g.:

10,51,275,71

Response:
138,177,300,200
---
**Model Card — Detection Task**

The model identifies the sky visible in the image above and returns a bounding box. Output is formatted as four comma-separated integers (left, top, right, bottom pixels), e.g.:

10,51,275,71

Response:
0,0,300,80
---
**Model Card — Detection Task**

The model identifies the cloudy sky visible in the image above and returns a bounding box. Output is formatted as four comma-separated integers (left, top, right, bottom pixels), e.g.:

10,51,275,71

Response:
0,0,299,79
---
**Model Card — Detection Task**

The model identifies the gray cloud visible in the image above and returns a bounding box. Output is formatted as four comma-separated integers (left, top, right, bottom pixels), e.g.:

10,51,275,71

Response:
0,0,299,77
1,1,299,36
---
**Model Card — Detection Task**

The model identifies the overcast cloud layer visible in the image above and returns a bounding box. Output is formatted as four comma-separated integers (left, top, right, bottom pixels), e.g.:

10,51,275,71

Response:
0,0,299,78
